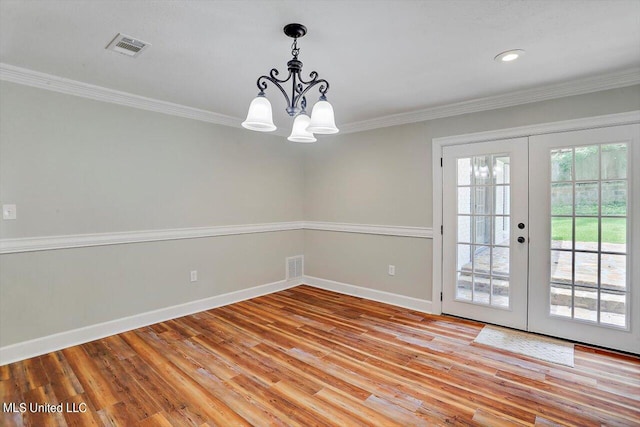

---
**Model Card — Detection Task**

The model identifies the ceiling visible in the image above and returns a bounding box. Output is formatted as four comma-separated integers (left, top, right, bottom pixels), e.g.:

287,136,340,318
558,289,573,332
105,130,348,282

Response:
1,0,639,132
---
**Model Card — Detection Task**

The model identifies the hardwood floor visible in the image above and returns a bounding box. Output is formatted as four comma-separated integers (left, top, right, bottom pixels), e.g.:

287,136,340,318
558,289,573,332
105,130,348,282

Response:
1,285,638,426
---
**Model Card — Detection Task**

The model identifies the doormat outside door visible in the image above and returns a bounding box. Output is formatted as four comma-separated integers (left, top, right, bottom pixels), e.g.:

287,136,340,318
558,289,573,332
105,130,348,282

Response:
474,325,575,367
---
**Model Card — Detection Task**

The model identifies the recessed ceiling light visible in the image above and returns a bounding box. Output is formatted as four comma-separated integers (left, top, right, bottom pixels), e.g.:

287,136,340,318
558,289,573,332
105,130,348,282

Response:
494,49,525,62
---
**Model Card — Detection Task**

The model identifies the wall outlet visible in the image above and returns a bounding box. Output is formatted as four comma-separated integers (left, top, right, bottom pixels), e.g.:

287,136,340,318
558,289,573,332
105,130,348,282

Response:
388,265,395,276
2,204,16,220
190,270,198,282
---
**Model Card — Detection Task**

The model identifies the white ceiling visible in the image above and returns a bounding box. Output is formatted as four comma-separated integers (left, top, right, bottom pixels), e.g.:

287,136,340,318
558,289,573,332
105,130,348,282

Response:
1,0,639,131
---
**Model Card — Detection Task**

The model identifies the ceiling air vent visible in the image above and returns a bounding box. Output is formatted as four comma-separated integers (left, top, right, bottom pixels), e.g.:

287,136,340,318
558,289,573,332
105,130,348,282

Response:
106,33,150,57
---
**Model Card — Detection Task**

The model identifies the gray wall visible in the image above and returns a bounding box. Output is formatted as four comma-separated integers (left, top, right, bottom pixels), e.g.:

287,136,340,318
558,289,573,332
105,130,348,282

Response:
2,79,639,348
0,81,305,346
303,85,640,301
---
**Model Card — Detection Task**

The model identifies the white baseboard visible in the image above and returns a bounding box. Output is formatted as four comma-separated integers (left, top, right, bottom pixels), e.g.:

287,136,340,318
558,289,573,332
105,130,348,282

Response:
0,278,302,366
303,275,432,314
1,275,432,365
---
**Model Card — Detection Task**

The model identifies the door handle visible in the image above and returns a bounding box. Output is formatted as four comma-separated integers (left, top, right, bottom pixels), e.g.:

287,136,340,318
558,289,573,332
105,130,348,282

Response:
517,236,526,244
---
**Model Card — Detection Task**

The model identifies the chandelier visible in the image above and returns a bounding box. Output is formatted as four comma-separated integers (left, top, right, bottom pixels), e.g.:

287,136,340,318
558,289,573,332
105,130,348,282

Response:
242,23,339,142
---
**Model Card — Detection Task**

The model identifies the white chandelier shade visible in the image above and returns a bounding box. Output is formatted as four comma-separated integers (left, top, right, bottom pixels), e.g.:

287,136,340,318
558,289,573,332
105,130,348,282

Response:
307,98,339,134
287,113,316,143
241,95,277,132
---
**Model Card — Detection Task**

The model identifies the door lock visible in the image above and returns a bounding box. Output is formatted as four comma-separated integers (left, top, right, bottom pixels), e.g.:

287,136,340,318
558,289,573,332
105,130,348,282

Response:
518,223,525,229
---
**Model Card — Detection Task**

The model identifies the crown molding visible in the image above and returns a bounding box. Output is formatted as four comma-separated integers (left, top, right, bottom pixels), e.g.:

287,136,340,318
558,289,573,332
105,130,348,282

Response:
339,68,640,134
3,62,638,136
0,62,242,128
433,110,640,146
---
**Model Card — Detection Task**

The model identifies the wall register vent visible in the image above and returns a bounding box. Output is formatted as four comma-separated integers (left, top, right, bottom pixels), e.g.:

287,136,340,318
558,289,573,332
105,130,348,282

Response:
286,255,304,280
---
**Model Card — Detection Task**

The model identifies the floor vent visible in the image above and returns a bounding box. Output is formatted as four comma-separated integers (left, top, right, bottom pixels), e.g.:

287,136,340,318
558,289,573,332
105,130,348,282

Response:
286,255,304,280
106,33,150,57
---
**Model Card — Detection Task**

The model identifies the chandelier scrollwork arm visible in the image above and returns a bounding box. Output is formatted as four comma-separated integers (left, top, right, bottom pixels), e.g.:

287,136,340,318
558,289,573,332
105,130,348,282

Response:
256,68,329,116
294,78,328,105
256,72,292,108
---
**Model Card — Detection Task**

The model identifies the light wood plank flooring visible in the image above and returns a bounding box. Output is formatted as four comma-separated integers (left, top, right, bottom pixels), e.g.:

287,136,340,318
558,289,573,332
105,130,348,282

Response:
1,285,638,426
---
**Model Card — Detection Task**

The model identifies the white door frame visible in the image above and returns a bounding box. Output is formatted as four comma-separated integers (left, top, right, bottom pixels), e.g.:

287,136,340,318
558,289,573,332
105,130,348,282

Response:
432,111,640,315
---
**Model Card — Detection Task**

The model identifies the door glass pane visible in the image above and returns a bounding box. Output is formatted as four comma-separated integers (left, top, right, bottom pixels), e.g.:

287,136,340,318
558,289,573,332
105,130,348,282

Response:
474,187,491,214
575,252,598,288
551,149,573,182
473,275,491,304
550,284,572,318
600,254,626,291
548,143,628,328
602,181,627,216
601,217,626,248
494,185,510,215
551,183,573,215
492,247,509,277
551,250,572,285
491,278,509,308
456,271,472,302
575,182,599,215
473,246,490,274
493,156,510,184
457,158,472,185
601,143,627,180
574,286,598,322
494,216,510,246
474,216,491,244
457,244,472,271
600,290,626,327
575,217,598,251
575,146,599,181
458,187,471,214
551,217,572,249
458,216,472,243
473,156,491,185
454,153,512,308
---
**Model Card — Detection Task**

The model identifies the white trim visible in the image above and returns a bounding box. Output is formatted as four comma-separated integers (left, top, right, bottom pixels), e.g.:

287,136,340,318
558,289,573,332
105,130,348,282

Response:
341,69,640,134
304,275,432,314
0,63,241,128
2,62,638,136
0,278,303,366
304,221,432,239
431,111,640,317
0,221,432,254
434,111,640,146
431,145,444,315
0,222,305,254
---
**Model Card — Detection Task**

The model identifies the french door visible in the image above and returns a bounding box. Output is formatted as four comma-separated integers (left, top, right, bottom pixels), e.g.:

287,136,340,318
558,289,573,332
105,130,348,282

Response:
442,138,529,330
528,125,639,353
442,124,639,354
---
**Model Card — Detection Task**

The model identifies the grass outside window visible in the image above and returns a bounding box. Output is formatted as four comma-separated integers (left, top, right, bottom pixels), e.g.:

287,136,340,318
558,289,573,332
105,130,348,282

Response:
551,217,626,244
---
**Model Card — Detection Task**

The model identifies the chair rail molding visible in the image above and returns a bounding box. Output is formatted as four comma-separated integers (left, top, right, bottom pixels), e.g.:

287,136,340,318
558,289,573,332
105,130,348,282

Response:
304,221,432,239
0,221,433,254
